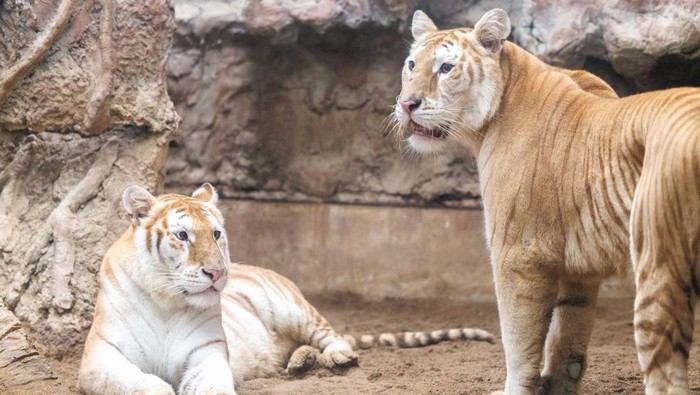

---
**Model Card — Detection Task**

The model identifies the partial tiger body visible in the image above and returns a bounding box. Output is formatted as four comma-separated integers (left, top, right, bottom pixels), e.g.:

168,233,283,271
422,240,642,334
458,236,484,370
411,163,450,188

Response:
83,250,228,390
356,327,495,349
395,9,700,395
222,264,360,383
80,185,235,395
221,264,496,383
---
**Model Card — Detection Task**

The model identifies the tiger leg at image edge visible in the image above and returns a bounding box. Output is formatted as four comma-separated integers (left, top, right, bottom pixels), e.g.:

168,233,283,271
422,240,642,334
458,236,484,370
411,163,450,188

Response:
630,144,699,394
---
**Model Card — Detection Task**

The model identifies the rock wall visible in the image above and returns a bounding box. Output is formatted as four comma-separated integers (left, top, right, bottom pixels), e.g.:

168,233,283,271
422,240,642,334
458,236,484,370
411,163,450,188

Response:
165,0,700,206
167,0,482,208
0,299,54,389
0,0,179,360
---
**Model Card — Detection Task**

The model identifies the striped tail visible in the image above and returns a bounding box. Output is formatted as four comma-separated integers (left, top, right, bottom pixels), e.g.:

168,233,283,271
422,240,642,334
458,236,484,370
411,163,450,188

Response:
347,327,496,350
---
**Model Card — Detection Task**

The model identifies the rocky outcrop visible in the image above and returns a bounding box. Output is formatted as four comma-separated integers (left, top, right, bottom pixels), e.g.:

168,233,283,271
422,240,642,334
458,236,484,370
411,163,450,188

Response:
167,0,482,208
511,0,700,92
0,0,179,359
0,299,54,389
165,0,699,206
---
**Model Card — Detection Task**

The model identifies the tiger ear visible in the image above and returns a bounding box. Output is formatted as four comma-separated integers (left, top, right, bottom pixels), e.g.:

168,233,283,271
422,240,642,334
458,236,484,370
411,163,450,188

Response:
122,185,156,226
474,8,511,53
192,182,218,205
412,10,437,41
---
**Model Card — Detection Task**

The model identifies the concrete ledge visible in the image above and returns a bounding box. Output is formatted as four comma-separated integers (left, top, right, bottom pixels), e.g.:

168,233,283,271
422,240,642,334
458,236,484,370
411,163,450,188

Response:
222,200,496,301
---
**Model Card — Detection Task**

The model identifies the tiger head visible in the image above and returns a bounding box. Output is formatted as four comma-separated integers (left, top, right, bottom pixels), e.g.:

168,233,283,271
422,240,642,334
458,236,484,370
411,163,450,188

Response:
122,183,230,309
393,9,511,153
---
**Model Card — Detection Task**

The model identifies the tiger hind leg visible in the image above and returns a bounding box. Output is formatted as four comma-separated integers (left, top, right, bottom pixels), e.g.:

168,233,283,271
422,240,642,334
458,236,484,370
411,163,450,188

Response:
633,265,695,394
317,342,358,369
630,150,699,394
287,337,357,372
285,345,319,375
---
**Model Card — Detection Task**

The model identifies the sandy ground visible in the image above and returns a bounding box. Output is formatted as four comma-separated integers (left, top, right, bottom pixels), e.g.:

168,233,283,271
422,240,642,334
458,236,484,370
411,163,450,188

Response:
6,293,700,395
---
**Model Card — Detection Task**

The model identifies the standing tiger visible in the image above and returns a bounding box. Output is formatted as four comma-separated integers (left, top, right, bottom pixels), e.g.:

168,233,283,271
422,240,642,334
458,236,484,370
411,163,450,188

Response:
391,8,700,395
80,184,495,394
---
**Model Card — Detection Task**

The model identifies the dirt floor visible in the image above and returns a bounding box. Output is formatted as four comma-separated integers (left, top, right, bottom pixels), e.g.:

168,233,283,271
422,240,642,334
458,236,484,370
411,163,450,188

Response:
6,293,700,395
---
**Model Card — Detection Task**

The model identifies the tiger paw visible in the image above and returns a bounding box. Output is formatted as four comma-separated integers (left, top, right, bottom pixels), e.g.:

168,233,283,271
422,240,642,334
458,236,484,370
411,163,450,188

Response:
318,349,359,369
194,387,237,395
286,345,319,375
133,374,176,395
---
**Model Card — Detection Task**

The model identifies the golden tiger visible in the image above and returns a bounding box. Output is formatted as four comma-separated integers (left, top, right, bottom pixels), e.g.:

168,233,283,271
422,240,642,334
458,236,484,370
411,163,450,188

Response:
392,8,700,395
80,184,496,394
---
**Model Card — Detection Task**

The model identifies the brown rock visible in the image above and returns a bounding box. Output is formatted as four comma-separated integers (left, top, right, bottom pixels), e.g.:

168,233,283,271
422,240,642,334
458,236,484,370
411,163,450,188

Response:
0,0,179,357
0,300,54,388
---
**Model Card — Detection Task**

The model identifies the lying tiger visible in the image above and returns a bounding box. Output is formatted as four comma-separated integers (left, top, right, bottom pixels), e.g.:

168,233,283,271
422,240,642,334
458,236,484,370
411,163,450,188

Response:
79,184,495,394
392,8,700,395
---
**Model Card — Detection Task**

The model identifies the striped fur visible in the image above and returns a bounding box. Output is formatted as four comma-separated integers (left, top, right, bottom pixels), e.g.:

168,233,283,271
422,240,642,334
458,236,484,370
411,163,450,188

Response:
394,9,700,395
79,184,235,395
355,327,495,349
221,264,496,382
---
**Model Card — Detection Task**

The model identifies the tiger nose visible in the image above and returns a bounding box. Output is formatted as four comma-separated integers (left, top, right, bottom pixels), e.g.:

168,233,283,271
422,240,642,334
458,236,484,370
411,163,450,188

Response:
202,268,224,282
400,98,422,113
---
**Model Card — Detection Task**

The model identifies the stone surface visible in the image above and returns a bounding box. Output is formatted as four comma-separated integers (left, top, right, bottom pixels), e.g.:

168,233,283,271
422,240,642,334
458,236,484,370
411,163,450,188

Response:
0,0,179,134
0,299,54,389
0,129,170,357
221,199,635,300
0,0,178,359
223,200,496,300
166,0,700,206
512,0,700,91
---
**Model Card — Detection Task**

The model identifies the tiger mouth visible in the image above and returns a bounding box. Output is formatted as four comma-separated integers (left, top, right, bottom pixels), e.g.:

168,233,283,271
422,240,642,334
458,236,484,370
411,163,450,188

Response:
183,286,218,296
409,120,447,139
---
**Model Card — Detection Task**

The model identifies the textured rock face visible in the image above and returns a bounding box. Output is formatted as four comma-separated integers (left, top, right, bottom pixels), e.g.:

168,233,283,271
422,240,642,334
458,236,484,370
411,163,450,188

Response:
0,0,179,362
0,299,54,389
166,0,699,206
0,0,180,133
167,0,482,208
512,0,700,92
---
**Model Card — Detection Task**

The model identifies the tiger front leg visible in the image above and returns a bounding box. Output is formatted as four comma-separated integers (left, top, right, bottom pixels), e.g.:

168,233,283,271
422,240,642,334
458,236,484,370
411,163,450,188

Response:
79,335,175,395
178,341,236,395
493,256,559,395
539,278,601,394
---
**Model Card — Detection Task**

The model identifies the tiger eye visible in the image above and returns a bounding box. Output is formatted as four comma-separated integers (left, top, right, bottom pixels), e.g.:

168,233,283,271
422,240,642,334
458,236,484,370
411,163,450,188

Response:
175,231,188,241
408,60,415,71
439,63,454,73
